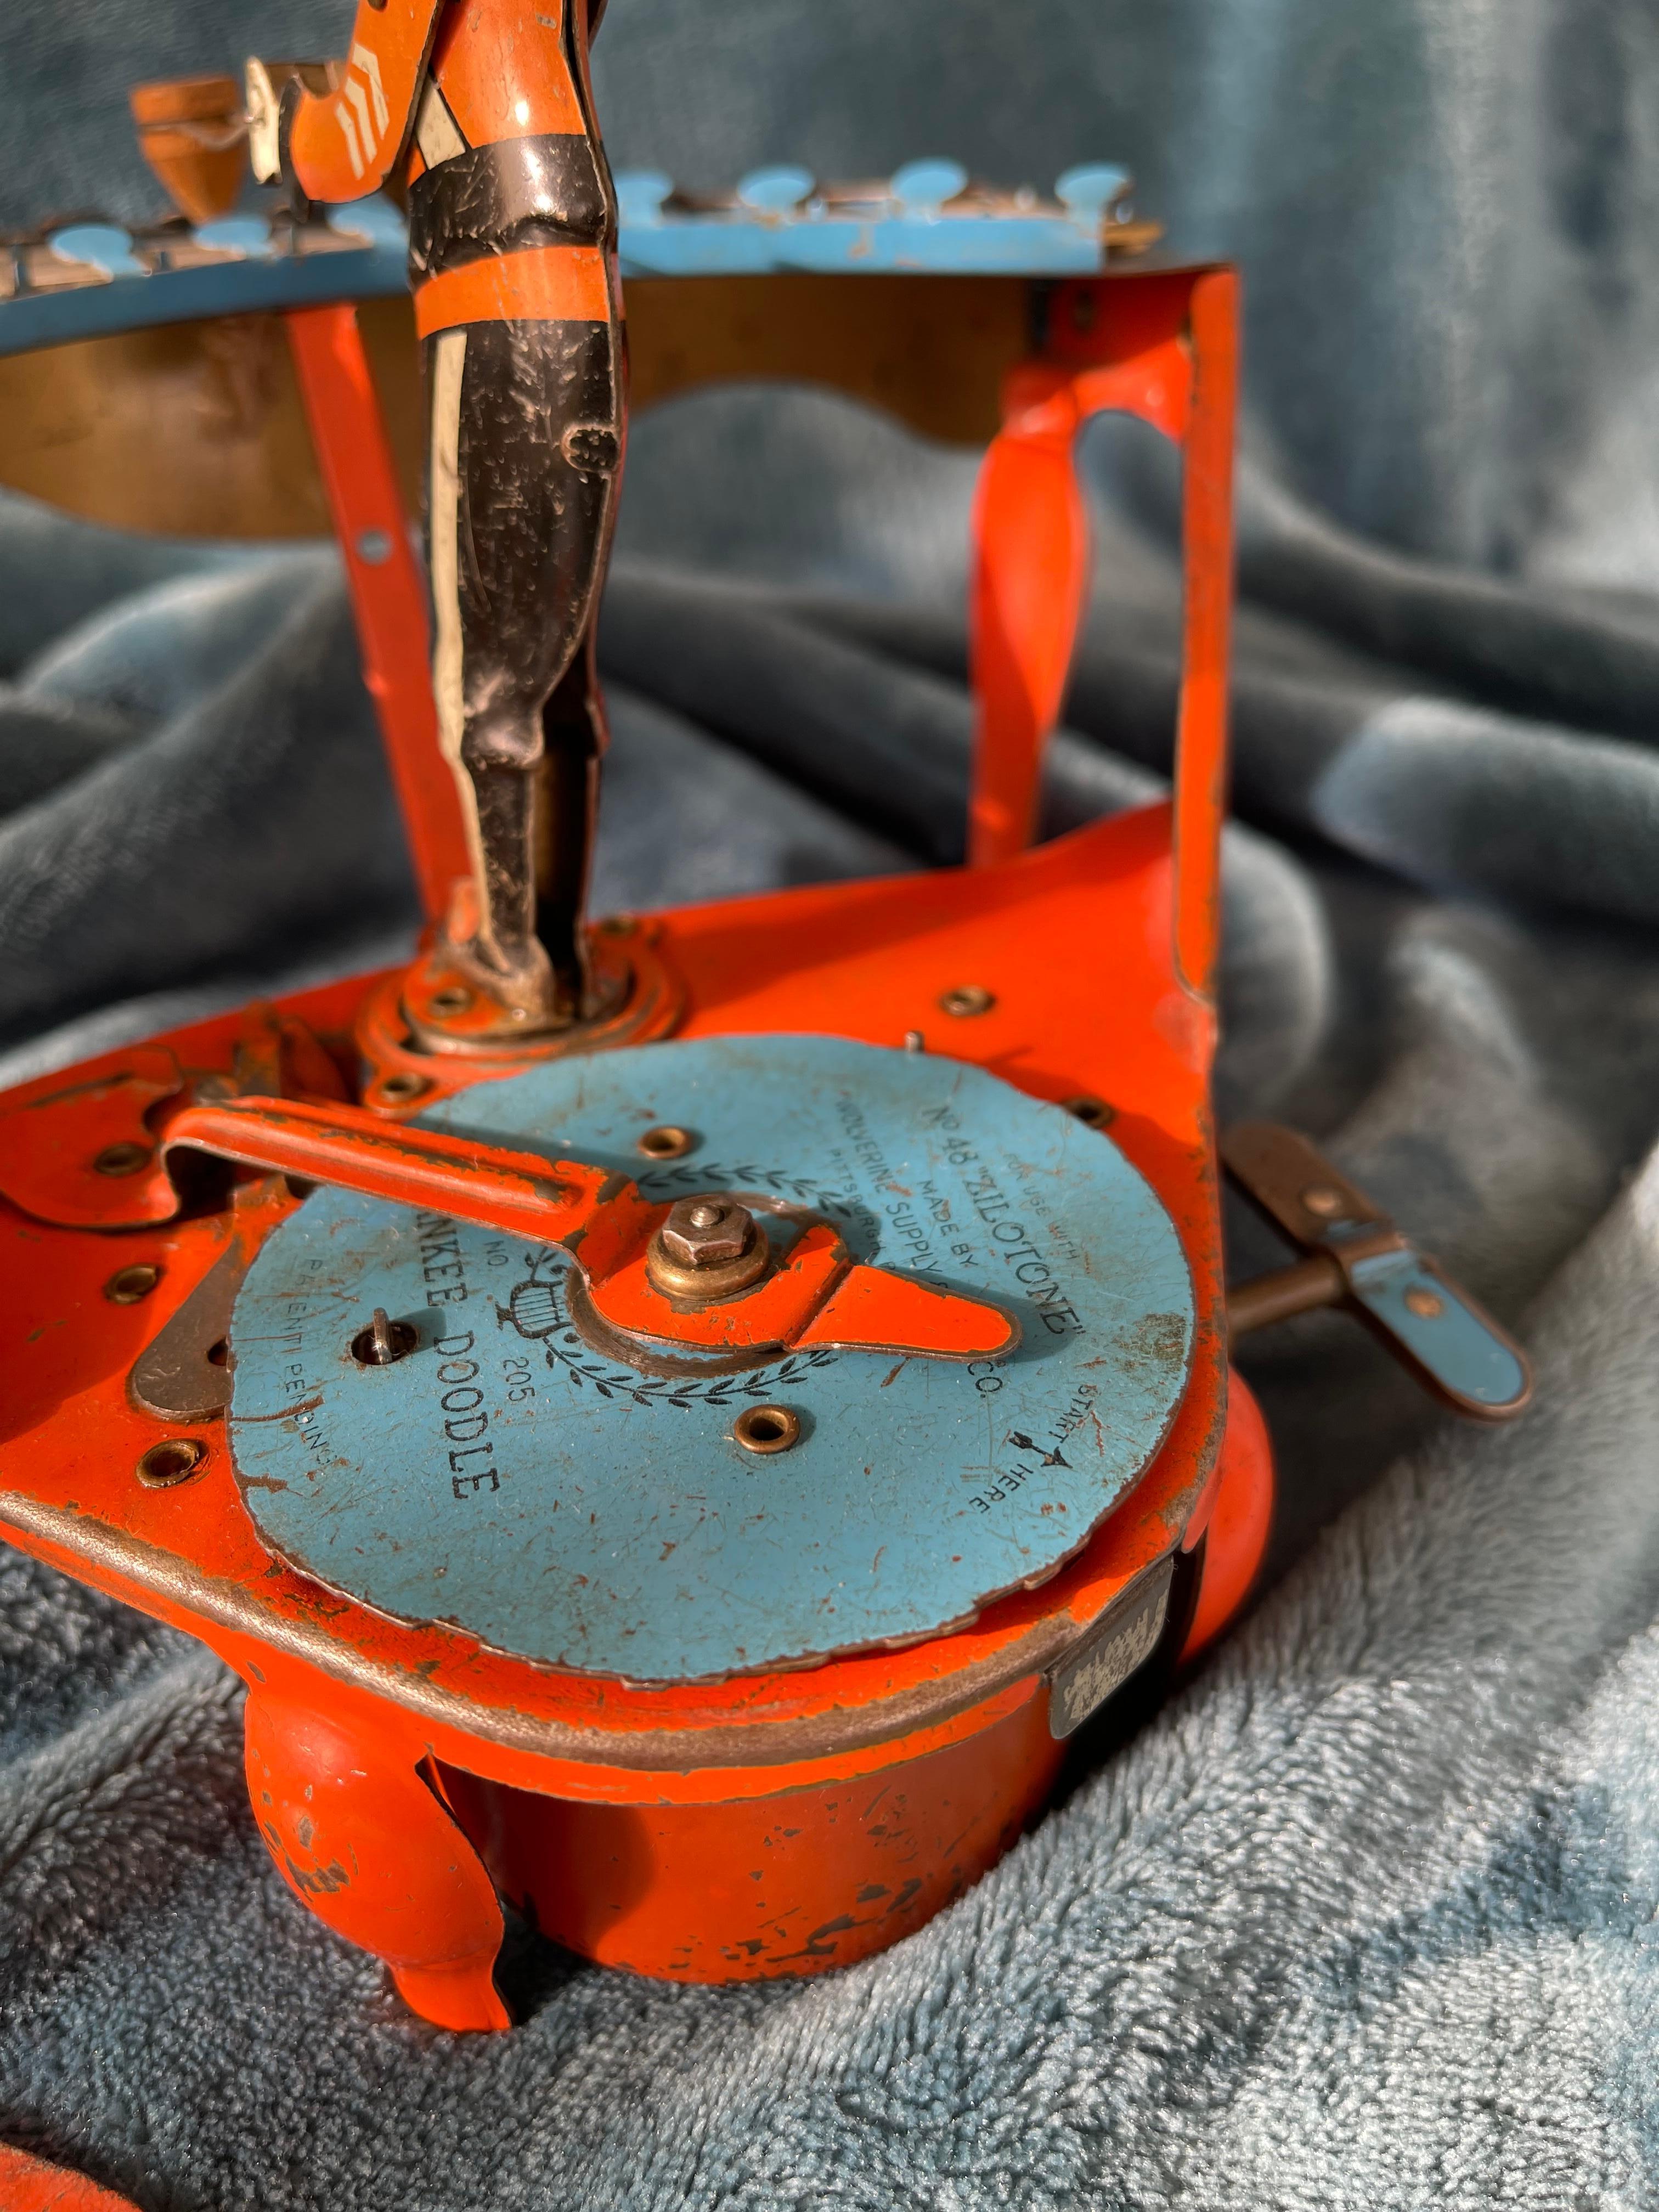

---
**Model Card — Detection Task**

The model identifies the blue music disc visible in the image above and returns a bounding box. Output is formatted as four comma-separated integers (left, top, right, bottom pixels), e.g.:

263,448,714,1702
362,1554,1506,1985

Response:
228,1035,1194,1683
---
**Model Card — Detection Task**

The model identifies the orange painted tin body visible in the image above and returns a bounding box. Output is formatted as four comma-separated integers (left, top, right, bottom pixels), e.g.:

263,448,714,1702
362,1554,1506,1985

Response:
0,259,1266,2022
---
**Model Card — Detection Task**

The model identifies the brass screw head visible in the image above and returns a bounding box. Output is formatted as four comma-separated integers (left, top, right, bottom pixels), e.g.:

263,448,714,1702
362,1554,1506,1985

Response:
939,984,995,1018
659,1196,755,1269
105,1262,162,1305
1404,1285,1444,1320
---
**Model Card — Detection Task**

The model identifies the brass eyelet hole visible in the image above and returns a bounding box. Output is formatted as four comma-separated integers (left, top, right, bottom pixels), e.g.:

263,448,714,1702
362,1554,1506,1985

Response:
1063,1095,1115,1129
733,1405,802,1456
378,1070,432,1105
105,1263,162,1305
428,985,473,1017
938,984,995,1019
638,1124,694,1161
94,1141,153,1177
137,1437,208,1489
351,1311,418,1367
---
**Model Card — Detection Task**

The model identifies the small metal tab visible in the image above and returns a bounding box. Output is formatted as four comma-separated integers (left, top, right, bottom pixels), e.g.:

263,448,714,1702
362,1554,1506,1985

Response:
1046,1555,1175,1738
129,1240,251,1422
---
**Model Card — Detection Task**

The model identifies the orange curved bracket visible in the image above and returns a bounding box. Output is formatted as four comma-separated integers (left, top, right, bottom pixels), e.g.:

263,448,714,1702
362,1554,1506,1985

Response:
244,1688,509,2030
967,267,1239,998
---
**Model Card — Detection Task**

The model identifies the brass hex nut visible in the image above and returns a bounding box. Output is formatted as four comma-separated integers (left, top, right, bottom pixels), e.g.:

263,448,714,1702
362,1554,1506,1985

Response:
646,1196,771,1304
657,1197,754,1269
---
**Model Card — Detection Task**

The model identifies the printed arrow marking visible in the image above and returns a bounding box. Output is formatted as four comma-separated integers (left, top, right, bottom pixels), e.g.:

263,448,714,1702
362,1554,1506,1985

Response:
1007,1429,1072,1469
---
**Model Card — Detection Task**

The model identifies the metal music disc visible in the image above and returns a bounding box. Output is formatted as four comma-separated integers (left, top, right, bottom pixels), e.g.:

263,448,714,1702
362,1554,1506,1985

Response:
228,1035,1194,1683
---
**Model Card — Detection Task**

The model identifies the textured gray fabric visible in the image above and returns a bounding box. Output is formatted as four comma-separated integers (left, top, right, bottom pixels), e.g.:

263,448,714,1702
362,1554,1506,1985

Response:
4,0,1659,2205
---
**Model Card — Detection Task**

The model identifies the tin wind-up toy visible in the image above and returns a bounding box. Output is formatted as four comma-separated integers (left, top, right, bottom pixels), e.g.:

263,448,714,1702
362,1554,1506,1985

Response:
0,0,1532,2031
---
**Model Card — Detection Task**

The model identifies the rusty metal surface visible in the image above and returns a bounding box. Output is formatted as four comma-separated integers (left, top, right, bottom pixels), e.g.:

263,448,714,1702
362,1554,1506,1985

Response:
225,1035,1196,1684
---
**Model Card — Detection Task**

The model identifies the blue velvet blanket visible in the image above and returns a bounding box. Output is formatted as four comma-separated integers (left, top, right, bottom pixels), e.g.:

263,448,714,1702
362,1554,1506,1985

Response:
5,1,1659,2205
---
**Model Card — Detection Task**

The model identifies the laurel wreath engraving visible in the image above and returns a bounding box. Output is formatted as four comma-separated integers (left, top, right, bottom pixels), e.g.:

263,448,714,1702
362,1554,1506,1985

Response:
636,1161,881,1254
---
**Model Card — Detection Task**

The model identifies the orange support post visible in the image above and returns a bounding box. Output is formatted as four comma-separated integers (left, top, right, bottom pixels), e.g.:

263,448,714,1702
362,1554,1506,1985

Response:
284,302,471,923
967,267,1239,994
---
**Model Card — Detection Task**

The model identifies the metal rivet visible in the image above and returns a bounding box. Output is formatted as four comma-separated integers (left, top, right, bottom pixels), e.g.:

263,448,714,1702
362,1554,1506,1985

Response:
428,985,473,1017
903,1030,926,1053
94,1140,153,1178
105,1262,162,1305
638,1125,693,1160
352,1308,417,1367
379,1071,432,1105
733,1405,801,1455
1404,1286,1444,1319
1301,1185,1347,1218
685,1201,723,1229
1063,1096,1115,1129
137,1437,208,1488
355,527,393,565
939,985,995,1018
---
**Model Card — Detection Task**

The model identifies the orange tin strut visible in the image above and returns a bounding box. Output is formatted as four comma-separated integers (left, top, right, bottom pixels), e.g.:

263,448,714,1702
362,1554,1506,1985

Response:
0,10,1532,2036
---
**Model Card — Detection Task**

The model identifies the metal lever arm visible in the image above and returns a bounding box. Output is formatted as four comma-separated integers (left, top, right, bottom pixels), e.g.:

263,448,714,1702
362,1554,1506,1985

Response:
165,1096,605,1246
161,1098,1018,1365
1222,1121,1532,1421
